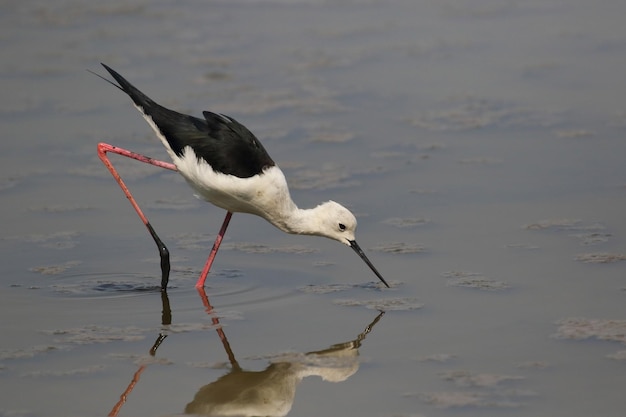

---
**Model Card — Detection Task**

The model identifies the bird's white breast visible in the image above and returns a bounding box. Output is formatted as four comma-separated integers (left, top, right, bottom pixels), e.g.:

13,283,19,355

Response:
174,147,294,219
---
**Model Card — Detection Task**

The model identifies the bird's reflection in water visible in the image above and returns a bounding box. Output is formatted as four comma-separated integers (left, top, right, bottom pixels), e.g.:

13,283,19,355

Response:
185,306,383,416
108,288,384,417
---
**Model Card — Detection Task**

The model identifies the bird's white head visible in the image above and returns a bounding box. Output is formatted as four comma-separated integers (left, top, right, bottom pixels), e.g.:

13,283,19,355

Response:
312,201,358,245
311,201,390,288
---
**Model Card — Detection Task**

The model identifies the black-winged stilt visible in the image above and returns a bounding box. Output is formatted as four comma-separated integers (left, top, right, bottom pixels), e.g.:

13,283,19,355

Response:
95,63,389,290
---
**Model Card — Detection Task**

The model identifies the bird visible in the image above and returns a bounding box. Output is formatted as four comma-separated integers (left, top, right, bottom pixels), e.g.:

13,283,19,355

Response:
97,63,389,289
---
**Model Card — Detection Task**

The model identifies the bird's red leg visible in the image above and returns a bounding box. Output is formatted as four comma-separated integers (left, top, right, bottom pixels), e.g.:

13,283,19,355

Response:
196,211,233,289
97,142,231,289
98,143,175,289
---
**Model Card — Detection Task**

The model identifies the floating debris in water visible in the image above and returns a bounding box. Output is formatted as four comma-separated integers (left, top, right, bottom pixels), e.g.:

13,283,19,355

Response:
574,252,626,263
28,204,95,213
312,260,335,267
224,242,318,254
524,219,610,246
516,361,550,370
553,129,595,138
145,197,199,211
21,364,106,378
505,243,540,250
214,269,245,279
553,318,626,344
409,187,439,195
169,232,219,251
334,297,423,311
417,391,493,408
411,369,533,409
440,370,524,387
417,390,527,409
5,230,81,250
417,353,457,363
0,345,61,360
44,325,147,345
300,280,390,294
406,95,560,132
186,360,232,369
569,233,612,245
607,350,626,361
308,131,355,143
447,277,510,291
300,284,354,294
167,321,235,334
524,218,583,231
0,176,20,191
441,271,510,291
213,86,347,117
458,157,502,165
382,217,430,228
370,242,427,254
135,356,172,366
288,165,359,190
29,260,81,275
524,219,606,233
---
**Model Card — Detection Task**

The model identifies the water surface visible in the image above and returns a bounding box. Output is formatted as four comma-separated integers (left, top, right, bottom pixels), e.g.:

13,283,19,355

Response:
1,1,625,416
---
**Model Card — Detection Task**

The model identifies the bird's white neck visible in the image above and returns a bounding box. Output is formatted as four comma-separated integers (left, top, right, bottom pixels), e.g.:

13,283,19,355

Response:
265,203,326,237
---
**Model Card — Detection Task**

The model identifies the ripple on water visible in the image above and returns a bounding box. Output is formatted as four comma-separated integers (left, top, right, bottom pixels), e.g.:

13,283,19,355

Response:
47,272,166,298
43,271,250,299
28,266,307,316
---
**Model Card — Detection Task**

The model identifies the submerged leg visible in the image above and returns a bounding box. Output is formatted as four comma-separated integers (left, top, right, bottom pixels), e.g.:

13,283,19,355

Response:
97,142,176,289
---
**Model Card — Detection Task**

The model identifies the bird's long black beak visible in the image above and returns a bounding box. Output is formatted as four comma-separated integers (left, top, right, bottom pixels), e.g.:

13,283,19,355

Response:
349,240,390,288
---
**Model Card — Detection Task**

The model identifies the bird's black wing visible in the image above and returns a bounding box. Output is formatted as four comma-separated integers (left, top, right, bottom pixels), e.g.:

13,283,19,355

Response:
101,63,275,178
195,111,275,178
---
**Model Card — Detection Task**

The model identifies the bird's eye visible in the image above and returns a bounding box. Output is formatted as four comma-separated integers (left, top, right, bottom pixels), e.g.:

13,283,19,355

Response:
338,223,346,231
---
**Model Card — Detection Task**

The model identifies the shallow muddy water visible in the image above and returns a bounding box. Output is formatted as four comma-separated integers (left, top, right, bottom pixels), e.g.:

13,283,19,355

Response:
1,1,625,416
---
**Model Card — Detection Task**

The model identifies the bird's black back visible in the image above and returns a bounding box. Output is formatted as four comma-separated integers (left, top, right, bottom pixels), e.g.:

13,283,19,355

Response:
101,64,275,178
